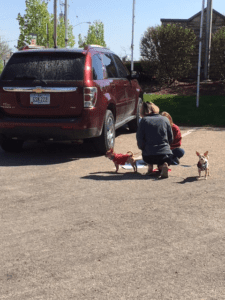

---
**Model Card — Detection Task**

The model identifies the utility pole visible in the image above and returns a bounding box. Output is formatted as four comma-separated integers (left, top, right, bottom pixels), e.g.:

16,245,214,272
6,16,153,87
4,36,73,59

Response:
46,23,49,48
54,0,57,48
196,0,205,108
65,0,68,47
131,0,135,72
204,0,213,80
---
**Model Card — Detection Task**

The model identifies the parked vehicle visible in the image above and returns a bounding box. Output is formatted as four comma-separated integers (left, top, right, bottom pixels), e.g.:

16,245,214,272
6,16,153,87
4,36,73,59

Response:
0,45,142,154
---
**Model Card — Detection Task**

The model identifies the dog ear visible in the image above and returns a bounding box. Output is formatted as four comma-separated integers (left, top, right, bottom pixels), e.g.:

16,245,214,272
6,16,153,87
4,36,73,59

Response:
204,151,208,157
107,148,113,154
196,151,200,156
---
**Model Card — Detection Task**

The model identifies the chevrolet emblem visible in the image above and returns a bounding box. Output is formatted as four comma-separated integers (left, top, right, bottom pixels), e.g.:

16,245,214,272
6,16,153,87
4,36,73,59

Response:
33,86,44,93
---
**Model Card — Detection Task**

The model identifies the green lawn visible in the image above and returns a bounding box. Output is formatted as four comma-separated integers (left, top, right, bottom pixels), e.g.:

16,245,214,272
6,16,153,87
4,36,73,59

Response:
143,94,225,127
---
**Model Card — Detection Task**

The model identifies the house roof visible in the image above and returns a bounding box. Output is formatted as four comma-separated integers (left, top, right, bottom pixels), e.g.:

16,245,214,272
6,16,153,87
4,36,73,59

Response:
161,8,225,23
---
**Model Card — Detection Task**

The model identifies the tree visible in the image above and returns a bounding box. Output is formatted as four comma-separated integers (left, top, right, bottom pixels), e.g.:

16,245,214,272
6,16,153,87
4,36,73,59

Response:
78,34,85,48
210,26,225,79
78,20,106,48
0,37,11,73
140,24,196,84
0,60,3,74
17,0,50,48
17,0,75,49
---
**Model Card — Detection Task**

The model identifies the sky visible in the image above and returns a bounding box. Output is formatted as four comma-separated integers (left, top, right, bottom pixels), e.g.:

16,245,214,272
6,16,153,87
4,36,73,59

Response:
0,0,224,60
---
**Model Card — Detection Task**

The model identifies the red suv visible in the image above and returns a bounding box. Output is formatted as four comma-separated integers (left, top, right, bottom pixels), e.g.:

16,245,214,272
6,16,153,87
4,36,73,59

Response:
0,45,142,154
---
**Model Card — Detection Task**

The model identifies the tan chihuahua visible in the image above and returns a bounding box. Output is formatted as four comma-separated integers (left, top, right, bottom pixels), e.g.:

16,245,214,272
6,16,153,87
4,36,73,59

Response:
196,151,209,179
105,148,137,173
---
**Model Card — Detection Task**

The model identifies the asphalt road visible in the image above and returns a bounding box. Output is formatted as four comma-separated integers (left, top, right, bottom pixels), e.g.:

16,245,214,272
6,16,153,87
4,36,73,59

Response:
1,126,225,300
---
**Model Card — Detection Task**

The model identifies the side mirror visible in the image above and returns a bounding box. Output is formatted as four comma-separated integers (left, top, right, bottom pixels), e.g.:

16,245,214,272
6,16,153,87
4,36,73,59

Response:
127,71,139,80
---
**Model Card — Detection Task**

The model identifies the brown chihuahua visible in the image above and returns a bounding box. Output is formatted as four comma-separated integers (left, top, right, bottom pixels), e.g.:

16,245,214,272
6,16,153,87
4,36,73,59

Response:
105,148,137,173
196,151,210,179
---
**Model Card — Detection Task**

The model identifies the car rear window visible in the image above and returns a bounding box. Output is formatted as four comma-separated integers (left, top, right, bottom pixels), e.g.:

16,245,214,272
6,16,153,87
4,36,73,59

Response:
2,52,85,81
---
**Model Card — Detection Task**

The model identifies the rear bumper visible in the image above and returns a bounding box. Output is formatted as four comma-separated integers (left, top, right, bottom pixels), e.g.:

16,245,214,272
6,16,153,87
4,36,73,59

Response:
0,116,102,141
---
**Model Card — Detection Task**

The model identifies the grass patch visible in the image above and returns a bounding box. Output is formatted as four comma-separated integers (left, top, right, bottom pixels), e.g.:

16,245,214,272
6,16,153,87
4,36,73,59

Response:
143,94,225,127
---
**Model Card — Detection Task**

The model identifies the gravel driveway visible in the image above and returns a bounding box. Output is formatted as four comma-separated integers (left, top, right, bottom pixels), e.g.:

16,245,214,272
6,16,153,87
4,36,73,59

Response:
1,126,225,299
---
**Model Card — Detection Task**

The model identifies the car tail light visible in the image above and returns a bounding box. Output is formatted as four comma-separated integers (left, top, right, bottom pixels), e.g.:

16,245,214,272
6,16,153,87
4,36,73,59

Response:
83,87,97,108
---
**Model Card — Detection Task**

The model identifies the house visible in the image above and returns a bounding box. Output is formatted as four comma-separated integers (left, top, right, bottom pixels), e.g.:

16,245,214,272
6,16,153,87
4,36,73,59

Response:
19,39,45,51
160,9,225,78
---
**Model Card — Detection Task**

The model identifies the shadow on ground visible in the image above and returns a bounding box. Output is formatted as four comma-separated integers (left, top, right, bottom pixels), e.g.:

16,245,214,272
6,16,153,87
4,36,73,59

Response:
0,140,99,167
177,176,199,184
81,171,165,181
0,125,133,167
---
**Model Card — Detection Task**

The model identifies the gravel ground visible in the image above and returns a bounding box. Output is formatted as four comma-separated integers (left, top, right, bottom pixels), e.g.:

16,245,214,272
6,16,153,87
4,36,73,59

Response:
1,126,225,299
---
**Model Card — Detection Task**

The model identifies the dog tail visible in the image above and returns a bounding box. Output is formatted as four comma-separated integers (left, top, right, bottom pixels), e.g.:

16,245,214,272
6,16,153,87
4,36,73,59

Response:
127,151,134,157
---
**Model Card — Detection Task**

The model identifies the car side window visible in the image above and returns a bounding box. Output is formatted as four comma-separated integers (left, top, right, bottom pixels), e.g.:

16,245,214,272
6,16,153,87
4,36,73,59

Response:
102,54,117,78
112,54,129,79
92,54,103,80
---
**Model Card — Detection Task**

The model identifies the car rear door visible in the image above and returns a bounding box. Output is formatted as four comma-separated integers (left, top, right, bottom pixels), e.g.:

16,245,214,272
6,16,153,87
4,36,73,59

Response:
112,54,136,119
101,53,126,124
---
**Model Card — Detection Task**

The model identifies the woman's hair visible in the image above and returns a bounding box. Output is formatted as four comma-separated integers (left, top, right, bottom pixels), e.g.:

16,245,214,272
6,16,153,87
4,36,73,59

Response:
140,102,160,117
161,111,173,126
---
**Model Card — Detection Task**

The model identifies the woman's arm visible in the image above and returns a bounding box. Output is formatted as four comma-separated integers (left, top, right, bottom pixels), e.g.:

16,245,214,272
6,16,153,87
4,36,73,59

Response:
167,121,173,145
171,124,182,149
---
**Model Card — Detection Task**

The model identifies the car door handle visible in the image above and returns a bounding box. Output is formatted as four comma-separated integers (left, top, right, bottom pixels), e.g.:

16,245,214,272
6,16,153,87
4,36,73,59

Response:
124,84,128,87
111,84,116,88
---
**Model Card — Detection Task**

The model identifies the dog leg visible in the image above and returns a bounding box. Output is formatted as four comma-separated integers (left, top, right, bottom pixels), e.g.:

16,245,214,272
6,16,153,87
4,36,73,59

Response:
115,163,119,173
132,161,137,172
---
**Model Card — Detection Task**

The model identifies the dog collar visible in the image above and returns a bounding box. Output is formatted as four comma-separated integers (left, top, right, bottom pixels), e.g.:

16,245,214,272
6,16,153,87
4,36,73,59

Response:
197,161,207,171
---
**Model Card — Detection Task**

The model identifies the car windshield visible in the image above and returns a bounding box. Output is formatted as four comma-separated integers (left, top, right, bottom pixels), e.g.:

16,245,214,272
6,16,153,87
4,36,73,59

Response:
2,52,85,81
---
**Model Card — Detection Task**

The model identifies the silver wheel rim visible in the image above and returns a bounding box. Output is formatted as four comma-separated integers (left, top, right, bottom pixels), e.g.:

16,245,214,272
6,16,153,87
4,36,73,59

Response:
106,115,114,148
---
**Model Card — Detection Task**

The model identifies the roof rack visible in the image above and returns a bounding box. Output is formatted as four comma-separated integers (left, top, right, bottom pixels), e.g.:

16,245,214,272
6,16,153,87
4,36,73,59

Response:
84,44,104,50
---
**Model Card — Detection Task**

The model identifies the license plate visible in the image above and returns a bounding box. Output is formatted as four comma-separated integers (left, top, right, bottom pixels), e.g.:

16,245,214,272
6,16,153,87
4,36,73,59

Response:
30,93,50,105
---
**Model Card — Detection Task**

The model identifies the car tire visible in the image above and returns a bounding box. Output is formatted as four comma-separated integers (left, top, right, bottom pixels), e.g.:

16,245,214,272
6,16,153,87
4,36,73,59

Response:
128,97,142,132
0,138,24,153
93,110,115,154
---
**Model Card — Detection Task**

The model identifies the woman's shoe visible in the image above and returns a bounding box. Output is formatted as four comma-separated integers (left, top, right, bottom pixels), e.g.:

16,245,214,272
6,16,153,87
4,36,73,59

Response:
158,162,169,179
145,164,153,175
170,156,179,165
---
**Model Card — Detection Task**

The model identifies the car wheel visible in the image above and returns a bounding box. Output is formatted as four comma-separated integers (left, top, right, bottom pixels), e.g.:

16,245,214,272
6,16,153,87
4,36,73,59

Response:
0,138,24,153
93,110,115,154
128,97,142,132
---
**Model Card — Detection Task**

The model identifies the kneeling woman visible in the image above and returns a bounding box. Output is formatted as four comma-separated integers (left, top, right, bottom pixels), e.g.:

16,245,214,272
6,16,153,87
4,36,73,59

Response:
136,102,173,178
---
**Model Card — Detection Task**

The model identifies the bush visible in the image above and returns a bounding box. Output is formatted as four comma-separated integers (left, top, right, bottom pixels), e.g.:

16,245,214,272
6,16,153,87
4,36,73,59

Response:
0,60,4,74
124,61,152,82
140,24,196,84
210,26,225,80
140,60,158,81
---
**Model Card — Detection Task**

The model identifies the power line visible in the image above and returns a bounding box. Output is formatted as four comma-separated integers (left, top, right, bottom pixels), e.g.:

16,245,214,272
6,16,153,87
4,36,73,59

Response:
0,39,18,44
